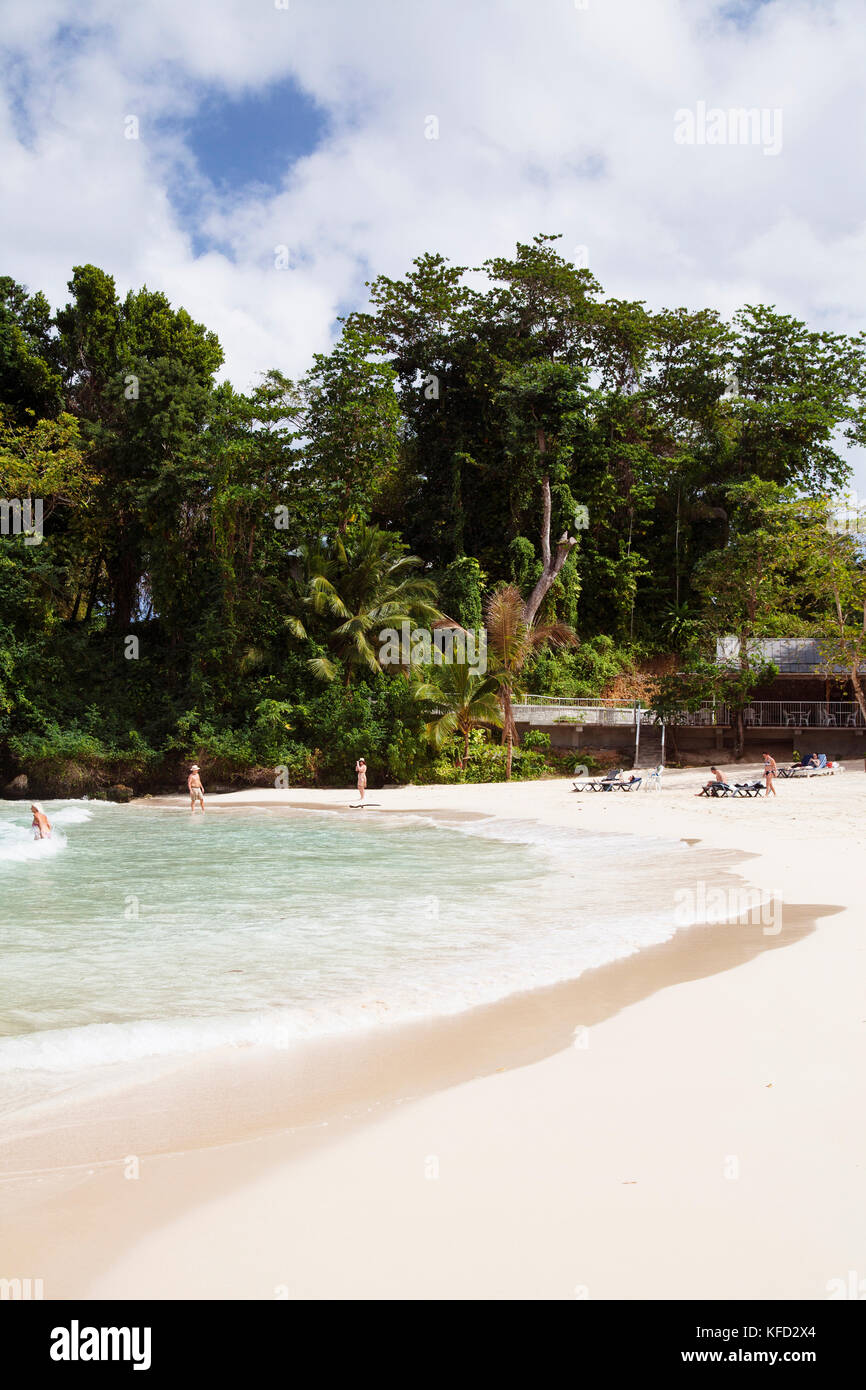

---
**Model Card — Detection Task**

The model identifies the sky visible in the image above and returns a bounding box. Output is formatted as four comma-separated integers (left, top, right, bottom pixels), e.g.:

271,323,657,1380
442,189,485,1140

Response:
1,0,864,483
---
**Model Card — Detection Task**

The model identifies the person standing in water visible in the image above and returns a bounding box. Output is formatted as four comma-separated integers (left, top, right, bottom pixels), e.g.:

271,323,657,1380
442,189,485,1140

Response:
355,757,367,806
188,764,206,813
31,803,52,839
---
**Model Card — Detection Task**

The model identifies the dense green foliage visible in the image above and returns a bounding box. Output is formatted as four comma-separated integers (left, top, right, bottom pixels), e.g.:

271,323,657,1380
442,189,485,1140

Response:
2,238,866,791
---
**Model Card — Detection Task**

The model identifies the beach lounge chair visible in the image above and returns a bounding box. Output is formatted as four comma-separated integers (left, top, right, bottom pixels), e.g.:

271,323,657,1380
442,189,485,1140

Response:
573,768,623,792
791,753,828,777
699,777,763,798
573,769,642,792
698,780,734,797
732,780,764,797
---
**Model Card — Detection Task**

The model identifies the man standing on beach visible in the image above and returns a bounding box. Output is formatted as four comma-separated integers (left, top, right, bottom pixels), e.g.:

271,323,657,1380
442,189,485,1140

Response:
188,765,205,813
762,752,778,797
355,757,367,806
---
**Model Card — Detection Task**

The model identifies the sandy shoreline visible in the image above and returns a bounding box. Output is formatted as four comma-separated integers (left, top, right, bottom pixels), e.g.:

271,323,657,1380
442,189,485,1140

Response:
3,765,865,1299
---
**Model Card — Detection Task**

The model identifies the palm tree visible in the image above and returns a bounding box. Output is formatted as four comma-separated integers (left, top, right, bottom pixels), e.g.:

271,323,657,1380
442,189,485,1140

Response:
413,661,503,767
485,584,575,779
288,524,441,682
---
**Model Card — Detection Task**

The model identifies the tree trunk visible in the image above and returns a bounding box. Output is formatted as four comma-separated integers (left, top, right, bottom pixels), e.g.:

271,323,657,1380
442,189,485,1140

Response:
500,687,516,779
83,553,104,623
107,534,140,628
733,708,745,760
850,664,866,723
668,721,680,763
522,467,577,626
674,486,681,608
734,634,749,760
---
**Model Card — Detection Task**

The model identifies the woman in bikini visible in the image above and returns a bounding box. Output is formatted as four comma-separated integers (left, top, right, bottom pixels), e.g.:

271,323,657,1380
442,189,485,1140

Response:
355,757,367,806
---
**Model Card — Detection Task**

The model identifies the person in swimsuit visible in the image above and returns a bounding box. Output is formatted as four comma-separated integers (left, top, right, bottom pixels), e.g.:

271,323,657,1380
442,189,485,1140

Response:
31,803,52,839
355,757,367,806
762,752,778,797
696,767,726,795
188,764,205,813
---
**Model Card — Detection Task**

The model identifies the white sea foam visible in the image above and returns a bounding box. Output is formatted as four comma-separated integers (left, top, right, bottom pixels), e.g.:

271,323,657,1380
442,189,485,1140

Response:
0,803,730,1102
0,797,102,862
0,822,68,863
50,806,95,826
0,915,666,1076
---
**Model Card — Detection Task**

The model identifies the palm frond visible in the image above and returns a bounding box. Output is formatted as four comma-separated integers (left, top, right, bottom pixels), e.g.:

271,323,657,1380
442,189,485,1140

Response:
307,655,338,682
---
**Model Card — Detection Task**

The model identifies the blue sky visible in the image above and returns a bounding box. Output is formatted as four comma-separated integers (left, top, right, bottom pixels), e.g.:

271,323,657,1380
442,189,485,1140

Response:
157,76,328,257
166,78,327,195
0,0,864,489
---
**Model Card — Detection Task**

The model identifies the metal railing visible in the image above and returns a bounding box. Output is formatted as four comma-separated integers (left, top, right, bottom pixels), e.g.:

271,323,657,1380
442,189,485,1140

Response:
514,696,637,709
514,696,866,729
513,698,658,727
731,700,865,729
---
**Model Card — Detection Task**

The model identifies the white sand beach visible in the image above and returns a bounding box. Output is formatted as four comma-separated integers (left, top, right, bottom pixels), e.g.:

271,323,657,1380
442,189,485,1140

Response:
3,764,865,1300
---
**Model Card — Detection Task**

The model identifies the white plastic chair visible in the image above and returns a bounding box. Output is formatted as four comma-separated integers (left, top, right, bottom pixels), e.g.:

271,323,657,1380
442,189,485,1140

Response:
645,764,663,791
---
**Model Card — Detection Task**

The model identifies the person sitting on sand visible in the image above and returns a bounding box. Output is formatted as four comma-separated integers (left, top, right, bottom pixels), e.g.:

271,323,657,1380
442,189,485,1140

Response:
188,764,205,814
762,751,778,797
31,803,51,839
696,767,726,796
355,757,367,806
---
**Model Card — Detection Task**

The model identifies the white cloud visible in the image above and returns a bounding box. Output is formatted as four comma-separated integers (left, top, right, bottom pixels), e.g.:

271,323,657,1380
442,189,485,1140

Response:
1,0,864,483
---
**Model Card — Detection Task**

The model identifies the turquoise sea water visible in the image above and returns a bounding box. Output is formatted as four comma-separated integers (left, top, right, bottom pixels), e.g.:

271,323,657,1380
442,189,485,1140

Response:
0,799,696,1117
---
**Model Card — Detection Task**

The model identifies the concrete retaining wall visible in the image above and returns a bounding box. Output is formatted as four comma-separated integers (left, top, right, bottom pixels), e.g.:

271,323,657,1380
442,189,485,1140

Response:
516,721,866,766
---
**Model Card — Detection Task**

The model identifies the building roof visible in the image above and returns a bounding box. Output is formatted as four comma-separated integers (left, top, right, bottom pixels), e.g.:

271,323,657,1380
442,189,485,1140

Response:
716,637,864,675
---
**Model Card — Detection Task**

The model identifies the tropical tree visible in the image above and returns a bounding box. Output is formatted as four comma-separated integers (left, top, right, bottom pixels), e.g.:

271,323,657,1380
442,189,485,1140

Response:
484,584,575,778
298,325,401,534
790,496,866,722
413,660,502,766
691,479,799,756
290,524,441,683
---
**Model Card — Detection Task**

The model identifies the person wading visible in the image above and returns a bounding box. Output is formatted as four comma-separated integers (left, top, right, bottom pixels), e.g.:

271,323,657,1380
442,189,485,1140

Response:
188,765,206,814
